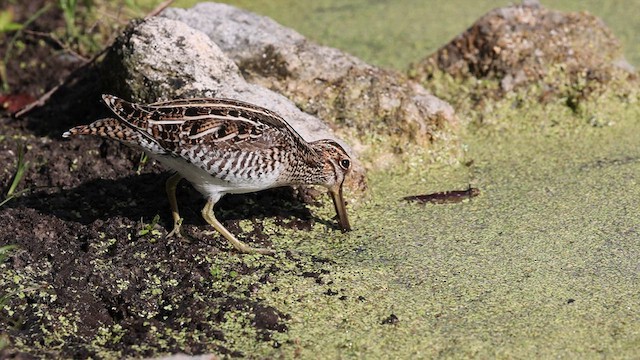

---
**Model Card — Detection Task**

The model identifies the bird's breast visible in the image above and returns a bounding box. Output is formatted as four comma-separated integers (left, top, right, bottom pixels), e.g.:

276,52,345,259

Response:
152,147,286,198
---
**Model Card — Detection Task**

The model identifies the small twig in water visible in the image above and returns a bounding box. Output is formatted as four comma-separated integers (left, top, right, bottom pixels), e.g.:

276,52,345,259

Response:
403,186,480,204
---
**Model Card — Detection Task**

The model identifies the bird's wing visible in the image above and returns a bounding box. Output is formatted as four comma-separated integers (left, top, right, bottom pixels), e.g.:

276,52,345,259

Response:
101,94,310,154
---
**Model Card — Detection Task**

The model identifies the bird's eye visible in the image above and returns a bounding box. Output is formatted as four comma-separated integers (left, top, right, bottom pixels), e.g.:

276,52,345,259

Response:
339,159,350,170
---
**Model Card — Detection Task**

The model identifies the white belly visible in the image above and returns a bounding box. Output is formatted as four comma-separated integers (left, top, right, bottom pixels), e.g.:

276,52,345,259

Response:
152,153,282,199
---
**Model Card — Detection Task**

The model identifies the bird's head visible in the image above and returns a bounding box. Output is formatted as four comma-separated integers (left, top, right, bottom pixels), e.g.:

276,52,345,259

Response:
309,139,352,232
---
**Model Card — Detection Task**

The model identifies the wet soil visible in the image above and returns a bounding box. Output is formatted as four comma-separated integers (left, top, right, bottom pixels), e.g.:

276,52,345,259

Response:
0,3,332,358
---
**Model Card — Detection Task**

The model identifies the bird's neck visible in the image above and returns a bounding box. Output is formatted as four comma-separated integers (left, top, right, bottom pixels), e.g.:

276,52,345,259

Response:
282,144,327,185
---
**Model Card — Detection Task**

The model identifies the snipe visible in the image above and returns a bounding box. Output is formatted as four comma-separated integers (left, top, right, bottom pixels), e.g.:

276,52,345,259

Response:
63,95,352,255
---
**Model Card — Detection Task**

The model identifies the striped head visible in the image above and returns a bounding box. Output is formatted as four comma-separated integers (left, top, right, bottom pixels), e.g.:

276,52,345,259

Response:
309,139,352,232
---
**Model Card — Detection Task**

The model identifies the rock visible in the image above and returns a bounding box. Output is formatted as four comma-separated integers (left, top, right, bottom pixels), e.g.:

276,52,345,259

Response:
102,17,334,149
99,17,367,192
410,1,636,99
162,3,460,164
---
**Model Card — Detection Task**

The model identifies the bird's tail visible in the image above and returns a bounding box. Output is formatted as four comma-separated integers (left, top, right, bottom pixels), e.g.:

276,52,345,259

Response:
62,118,137,142
63,118,167,155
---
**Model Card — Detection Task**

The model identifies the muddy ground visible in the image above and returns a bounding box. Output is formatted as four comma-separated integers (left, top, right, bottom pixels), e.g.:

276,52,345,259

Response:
0,2,340,358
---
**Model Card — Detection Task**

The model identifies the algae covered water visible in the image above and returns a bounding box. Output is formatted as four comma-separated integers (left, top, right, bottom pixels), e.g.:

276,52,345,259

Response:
262,111,640,357
199,0,640,356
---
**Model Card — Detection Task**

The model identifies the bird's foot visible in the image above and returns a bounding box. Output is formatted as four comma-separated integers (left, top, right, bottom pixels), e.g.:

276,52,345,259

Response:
166,218,184,238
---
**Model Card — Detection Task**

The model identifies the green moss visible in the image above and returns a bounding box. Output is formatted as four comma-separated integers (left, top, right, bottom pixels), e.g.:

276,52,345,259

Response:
8,100,640,356
238,94,640,358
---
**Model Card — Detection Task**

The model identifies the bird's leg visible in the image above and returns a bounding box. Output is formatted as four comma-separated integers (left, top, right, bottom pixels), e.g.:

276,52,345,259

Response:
201,197,275,255
165,173,184,238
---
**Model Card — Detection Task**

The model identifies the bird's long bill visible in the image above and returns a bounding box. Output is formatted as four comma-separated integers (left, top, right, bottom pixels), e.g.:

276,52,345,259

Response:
329,185,351,232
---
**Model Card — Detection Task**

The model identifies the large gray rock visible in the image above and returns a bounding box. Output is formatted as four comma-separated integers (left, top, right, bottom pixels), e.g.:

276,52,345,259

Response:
100,17,366,191
103,17,334,147
162,3,460,162
410,1,636,100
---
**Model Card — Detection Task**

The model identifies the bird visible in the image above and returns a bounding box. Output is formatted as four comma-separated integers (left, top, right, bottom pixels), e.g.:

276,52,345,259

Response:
63,94,352,255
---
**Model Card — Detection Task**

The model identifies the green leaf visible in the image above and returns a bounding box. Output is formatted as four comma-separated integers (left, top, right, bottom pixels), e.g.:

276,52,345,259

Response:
0,10,23,33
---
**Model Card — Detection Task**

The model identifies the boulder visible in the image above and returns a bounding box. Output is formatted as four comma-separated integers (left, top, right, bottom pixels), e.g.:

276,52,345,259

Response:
162,3,460,163
410,0,635,100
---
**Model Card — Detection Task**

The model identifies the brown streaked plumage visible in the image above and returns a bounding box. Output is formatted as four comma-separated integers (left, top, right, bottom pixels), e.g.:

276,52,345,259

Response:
63,94,352,255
